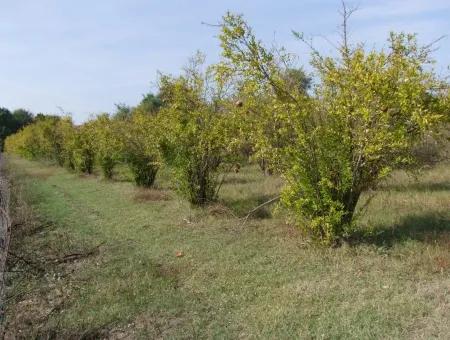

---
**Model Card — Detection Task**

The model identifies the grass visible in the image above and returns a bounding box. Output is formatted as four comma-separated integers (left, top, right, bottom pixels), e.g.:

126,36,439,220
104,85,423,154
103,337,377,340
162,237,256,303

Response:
4,156,450,338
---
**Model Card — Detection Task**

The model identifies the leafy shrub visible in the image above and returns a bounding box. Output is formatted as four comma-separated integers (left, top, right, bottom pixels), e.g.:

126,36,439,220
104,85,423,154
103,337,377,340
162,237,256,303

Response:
219,13,447,244
91,114,123,179
4,115,75,166
117,112,161,187
158,53,237,205
72,122,96,174
56,118,77,169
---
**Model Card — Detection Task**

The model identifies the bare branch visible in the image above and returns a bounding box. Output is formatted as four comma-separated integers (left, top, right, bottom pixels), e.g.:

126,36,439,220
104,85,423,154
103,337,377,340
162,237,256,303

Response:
423,35,447,54
201,21,222,28
240,195,280,225
339,0,359,59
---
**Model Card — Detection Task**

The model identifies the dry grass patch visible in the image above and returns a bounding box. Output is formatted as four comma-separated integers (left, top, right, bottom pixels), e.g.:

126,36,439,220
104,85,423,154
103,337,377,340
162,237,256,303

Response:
133,188,171,202
26,167,56,180
206,202,238,218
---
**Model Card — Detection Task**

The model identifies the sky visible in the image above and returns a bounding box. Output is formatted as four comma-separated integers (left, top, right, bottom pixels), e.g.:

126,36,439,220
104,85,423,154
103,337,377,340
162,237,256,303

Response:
1,0,449,123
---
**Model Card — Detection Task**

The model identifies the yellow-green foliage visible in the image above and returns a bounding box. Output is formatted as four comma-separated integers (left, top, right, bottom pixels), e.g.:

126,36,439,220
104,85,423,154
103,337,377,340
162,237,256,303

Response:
219,13,447,244
5,116,75,165
90,114,123,178
71,121,96,174
4,115,98,175
117,112,161,187
158,53,238,205
55,117,77,169
4,125,35,158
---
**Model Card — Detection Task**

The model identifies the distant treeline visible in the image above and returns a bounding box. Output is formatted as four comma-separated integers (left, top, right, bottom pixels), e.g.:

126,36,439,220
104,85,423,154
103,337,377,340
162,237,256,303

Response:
0,108,34,151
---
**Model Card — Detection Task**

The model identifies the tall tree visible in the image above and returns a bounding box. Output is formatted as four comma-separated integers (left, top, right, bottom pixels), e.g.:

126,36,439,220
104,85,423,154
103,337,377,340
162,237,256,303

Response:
12,109,33,129
134,92,162,115
0,108,14,150
0,107,34,151
112,103,132,121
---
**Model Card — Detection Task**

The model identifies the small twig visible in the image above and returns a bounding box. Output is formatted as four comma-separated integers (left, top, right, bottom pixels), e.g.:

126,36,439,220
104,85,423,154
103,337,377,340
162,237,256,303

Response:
339,0,359,58
201,21,222,28
353,190,376,221
214,164,235,199
240,195,280,225
38,300,66,323
53,242,105,264
423,35,447,51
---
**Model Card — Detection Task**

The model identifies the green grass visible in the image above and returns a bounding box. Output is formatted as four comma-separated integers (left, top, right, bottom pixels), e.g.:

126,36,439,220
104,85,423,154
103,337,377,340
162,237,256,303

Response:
4,156,450,338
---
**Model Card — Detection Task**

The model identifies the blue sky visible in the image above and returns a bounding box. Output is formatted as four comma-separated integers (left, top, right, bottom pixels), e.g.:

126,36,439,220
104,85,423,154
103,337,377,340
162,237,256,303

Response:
1,0,449,123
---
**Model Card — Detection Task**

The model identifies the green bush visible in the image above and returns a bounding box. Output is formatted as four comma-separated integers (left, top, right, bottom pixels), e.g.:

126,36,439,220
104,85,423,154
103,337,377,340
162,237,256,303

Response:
158,54,236,205
72,123,96,174
91,114,123,179
4,115,75,166
118,112,161,187
219,14,447,244
128,155,159,187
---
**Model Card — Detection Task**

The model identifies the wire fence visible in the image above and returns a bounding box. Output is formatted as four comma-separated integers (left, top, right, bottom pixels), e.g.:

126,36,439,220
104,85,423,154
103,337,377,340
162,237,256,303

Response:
0,154,11,330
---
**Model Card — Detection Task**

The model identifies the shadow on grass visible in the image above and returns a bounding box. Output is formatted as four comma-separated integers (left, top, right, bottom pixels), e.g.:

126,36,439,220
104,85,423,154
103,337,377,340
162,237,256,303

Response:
133,188,171,202
222,176,257,185
348,212,450,248
379,181,450,192
221,194,274,219
112,174,133,183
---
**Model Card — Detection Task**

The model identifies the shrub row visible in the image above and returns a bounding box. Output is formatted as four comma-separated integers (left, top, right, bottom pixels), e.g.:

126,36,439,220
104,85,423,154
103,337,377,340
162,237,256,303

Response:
5,14,449,244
